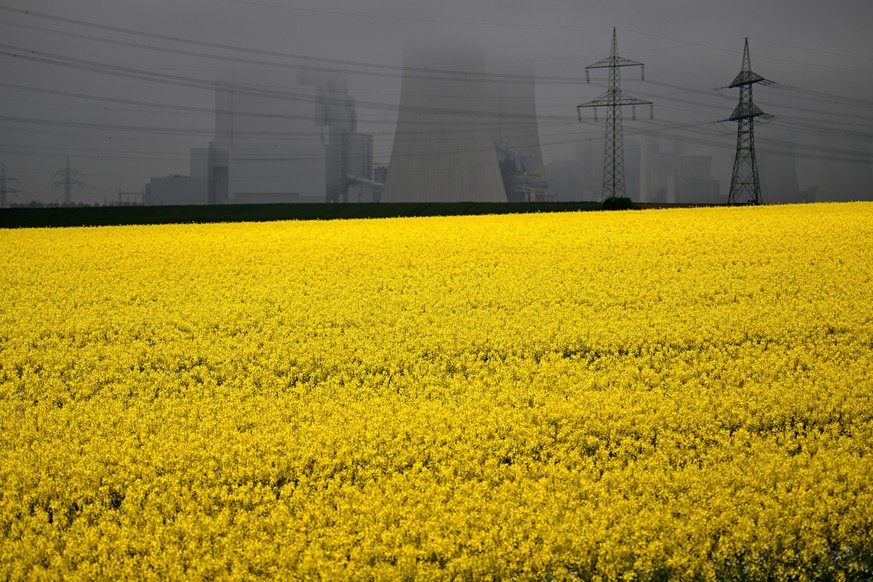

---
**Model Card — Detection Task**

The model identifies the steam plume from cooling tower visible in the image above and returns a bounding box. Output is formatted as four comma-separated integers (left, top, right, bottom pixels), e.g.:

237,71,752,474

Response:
818,130,873,202
381,40,507,202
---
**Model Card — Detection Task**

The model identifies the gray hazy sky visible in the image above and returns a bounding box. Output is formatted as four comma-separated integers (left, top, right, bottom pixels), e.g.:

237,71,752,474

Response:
2,0,872,203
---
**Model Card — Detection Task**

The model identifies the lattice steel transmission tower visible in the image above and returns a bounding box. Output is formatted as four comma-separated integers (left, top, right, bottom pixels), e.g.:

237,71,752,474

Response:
725,38,772,205
52,157,86,206
577,28,653,201
0,164,22,208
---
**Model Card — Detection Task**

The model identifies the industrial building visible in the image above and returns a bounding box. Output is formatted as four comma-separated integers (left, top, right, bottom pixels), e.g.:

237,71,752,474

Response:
145,72,374,205
144,174,207,206
640,134,720,204
575,137,605,201
146,49,554,206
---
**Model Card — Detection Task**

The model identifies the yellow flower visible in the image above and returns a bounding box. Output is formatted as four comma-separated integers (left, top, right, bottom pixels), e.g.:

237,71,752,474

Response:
0,203,871,579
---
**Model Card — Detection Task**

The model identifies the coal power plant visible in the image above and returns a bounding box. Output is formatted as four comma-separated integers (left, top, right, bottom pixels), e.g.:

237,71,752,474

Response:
382,43,549,203
382,43,505,203
144,71,376,206
145,42,553,207
491,62,551,203
3,2,873,209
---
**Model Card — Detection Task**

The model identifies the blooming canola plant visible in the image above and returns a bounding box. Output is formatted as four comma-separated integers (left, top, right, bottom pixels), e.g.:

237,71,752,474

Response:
1,203,872,579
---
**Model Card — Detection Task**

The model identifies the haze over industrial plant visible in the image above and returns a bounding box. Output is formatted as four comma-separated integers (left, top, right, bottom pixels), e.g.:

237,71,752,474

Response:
2,0,872,206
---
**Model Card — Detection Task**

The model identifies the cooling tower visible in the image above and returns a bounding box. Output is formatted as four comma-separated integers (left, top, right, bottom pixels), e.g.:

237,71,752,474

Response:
818,130,873,202
491,62,545,175
759,134,800,204
382,43,507,202
491,61,551,202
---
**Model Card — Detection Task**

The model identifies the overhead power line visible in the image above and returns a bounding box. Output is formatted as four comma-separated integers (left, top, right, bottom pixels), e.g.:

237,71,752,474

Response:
0,43,578,122
0,7,590,84
2,10,867,122
762,82,873,108
0,81,574,130
219,0,606,29
0,18,582,86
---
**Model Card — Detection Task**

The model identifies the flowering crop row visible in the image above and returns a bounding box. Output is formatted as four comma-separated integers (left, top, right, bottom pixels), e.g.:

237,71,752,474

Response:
1,203,872,580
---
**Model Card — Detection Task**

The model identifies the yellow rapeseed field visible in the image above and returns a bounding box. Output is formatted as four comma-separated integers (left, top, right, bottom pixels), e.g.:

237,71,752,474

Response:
1,203,872,580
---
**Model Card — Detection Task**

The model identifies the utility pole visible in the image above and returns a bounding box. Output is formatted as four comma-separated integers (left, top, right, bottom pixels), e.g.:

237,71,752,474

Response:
725,39,772,205
52,156,86,206
0,164,22,208
577,28,653,201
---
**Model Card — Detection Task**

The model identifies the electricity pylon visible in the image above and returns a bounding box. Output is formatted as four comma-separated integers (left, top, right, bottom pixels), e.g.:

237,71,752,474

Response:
52,157,86,206
577,28,653,201
725,38,772,205
0,164,22,208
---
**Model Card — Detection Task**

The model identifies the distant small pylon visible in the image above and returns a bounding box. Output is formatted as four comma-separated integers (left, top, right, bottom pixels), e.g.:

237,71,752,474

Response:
52,156,86,206
577,28,653,202
725,39,772,205
0,163,22,208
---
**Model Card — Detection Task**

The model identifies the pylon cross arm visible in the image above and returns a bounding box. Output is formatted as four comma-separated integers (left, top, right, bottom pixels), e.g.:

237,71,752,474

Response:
586,56,645,70
730,70,765,87
578,91,651,108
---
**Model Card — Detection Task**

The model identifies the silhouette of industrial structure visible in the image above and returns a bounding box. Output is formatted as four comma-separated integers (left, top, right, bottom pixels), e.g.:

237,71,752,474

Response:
758,134,800,204
382,43,506,203
122,37,872,207
725,39,772,205
492,62,551,202
818,130,873,201
577,28,653,202
639,134,720,204
145,72,374,205
382,42,549,203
